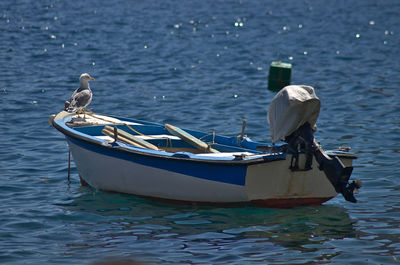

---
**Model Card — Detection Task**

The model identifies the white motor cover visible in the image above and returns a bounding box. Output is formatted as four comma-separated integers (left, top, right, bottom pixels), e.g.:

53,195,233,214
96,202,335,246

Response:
268,85,320,143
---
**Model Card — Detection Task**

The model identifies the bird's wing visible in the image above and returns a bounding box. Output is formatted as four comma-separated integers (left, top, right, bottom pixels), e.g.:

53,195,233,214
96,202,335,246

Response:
68,89,92,111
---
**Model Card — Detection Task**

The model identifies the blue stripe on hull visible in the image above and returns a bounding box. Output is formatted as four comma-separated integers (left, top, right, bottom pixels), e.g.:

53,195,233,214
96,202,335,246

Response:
67,136,247,186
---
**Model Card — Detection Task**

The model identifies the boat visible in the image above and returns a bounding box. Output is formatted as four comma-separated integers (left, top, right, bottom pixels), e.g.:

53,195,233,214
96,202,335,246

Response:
49,85,361,208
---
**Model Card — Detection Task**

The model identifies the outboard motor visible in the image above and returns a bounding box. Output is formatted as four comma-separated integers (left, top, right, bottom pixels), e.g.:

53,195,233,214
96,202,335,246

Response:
268,85,361,202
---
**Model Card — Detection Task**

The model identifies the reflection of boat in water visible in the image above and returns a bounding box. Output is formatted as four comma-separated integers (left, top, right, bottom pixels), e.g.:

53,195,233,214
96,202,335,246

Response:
50,85,360,208
61,190,357,253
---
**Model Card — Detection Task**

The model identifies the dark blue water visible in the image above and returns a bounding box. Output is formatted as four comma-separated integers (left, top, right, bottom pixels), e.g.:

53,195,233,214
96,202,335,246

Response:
1,0,399,264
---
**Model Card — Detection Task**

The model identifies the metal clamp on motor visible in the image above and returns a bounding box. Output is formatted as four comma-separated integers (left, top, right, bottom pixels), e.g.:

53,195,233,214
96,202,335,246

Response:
285,122,315,171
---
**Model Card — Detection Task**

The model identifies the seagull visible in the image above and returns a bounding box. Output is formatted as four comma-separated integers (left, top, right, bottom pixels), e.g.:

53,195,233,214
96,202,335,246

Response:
66,73,95,117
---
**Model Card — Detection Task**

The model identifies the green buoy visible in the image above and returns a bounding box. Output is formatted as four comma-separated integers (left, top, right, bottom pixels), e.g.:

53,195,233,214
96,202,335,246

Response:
268,61,292,92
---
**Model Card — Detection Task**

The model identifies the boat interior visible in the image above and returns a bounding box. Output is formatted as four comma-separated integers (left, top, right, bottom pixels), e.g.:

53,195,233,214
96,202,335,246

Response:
72,122,268,155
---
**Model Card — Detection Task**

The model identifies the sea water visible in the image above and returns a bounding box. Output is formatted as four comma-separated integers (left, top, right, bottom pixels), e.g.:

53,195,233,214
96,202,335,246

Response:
1,0,400,264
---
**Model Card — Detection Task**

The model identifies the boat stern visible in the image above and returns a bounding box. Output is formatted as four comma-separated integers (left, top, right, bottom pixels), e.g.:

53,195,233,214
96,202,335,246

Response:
244,155,338,207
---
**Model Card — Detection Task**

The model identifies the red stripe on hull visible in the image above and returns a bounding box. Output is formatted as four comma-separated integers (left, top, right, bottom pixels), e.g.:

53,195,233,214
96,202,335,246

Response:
79,175,89,186
136,196,334,208
251,197,334,208
79,180,334,208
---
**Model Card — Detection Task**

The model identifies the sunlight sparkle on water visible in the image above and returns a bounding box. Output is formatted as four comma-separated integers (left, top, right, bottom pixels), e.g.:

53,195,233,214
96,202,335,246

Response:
2,1,400,264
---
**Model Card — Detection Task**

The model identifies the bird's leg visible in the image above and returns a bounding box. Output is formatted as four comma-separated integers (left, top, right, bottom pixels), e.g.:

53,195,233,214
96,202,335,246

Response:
76,110,82,119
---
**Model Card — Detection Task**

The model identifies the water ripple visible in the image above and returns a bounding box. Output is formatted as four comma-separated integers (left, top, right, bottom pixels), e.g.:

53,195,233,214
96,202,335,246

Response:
1,0,400,264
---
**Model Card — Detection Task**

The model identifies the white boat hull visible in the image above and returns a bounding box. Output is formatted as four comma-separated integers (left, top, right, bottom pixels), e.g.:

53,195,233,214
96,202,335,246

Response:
68,137,341,207
69,138,248,202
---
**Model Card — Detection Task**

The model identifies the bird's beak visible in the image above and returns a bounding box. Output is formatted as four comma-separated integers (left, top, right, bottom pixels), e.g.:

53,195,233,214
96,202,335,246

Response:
90,77,95,81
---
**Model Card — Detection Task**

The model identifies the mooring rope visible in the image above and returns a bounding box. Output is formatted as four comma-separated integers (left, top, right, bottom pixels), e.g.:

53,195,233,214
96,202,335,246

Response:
199,131,216,146
67,148,71,182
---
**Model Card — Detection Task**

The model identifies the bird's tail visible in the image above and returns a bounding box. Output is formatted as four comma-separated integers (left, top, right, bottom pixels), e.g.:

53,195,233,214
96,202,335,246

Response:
64,101,76,112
